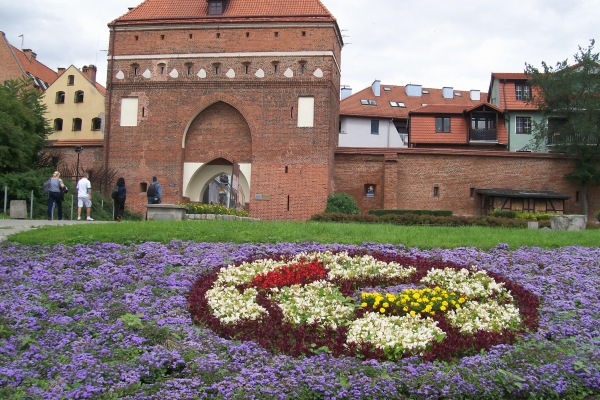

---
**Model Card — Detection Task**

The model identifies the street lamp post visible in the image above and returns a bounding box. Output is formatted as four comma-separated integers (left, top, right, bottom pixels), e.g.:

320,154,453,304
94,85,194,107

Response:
75,146,83,183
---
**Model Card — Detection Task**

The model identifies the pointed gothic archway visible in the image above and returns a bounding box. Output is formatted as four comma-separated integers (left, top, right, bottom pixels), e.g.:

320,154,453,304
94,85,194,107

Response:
182,102,252,206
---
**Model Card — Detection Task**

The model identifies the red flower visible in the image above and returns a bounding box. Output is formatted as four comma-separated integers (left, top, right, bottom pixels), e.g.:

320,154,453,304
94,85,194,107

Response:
251,258,328,289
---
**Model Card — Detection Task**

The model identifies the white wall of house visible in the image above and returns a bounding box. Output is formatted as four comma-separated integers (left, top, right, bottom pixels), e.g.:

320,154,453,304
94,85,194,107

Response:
338,116,407,148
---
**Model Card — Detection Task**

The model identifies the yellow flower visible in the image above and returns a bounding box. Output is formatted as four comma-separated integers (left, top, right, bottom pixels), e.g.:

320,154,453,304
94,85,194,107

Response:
409,310,416,316
440,306,446,311
361,302,367,308
380,308,386,313
459,298,466,304
383,302,389,308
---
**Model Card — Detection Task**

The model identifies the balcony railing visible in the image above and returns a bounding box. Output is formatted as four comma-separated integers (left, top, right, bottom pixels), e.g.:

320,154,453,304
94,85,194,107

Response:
470,128,497,142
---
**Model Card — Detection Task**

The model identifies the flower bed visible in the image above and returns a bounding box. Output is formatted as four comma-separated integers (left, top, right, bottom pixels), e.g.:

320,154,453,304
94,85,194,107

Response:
189,251,536,361
0,242,599,399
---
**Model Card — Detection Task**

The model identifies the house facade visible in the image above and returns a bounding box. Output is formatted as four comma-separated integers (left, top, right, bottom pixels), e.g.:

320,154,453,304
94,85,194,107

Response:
105,0,343,220
487,72,544,152
43,65,107,178
339,81,503,150
409,102,507,149
45,65,106,143
0,31,57,90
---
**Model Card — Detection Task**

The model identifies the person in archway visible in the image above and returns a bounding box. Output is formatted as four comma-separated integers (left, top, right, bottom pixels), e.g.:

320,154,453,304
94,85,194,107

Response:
147,176,162,204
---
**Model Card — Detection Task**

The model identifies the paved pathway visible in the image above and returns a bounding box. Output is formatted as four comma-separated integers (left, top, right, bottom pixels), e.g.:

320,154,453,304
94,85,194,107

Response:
0,218,104,242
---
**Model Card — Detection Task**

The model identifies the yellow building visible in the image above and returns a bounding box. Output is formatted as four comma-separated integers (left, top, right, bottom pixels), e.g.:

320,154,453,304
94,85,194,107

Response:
45,65,106,142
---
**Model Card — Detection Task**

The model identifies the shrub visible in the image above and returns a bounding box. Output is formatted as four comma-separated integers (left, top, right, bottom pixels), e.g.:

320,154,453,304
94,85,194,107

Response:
369,209,452,217
487,209,517,219
324,193,360,215
595,210,600,223
177,202,250,217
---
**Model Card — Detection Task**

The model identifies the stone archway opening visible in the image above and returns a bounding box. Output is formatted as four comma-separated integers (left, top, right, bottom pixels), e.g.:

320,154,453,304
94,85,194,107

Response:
184,158,250,210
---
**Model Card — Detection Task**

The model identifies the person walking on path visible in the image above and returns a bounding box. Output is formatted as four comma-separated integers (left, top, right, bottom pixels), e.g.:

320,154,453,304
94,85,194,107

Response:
76,172,93,221
47,171,65,221
114,177,127,222
147,176,163,204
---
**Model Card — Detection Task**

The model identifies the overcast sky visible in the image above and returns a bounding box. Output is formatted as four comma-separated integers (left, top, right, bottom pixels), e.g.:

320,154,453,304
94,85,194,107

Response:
1,0,597,94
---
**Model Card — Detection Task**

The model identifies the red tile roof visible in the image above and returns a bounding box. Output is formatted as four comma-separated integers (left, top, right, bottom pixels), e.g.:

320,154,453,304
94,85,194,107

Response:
488,73,539,111
94,82,107,96
340,85,487,119
491,72,529,80
111,0,336,25
11,45,57,85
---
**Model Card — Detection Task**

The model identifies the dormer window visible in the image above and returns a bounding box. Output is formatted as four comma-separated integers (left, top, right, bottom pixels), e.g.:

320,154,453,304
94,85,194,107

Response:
208,0,223,15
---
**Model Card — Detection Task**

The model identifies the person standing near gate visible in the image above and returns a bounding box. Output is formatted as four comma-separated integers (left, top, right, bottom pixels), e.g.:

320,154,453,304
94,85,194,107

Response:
47,171,65,220
147,176,162,204
76,172,93,221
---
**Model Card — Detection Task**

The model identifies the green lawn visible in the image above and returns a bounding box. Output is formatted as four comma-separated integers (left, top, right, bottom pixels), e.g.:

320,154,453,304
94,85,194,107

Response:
7,219,600,249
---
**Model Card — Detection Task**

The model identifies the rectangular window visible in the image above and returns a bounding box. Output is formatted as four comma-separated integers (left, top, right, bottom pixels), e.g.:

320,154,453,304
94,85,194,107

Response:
515,83,531,101
209,1,223,15
436,117,450,132
120,98,139,127
72,118,82,131
516,116,531,134
297,97,314,127
371,120,379,135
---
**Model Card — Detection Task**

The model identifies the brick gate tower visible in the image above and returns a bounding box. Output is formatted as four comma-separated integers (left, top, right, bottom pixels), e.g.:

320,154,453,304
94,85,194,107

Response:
105,0,342,220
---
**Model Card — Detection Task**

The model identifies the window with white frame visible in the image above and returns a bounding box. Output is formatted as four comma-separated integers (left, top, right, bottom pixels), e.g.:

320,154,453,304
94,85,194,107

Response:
515,83,531,101
516,116,532,134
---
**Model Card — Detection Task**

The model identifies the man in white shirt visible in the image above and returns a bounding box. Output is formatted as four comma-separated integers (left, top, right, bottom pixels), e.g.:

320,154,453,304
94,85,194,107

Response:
76,172,93,221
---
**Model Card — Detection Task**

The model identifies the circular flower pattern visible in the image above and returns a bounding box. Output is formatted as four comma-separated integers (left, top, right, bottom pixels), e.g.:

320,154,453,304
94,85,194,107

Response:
189,251,538,361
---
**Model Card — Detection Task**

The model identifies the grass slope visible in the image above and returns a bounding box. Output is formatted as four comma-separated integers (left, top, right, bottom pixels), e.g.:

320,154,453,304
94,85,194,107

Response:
7,219,600,249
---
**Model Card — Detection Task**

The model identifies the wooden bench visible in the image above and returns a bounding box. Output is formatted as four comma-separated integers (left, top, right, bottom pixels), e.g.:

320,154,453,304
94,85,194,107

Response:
144,204,188,221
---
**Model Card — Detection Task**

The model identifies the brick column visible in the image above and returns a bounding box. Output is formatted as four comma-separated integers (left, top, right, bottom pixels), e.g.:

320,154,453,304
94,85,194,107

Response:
383,154,398,210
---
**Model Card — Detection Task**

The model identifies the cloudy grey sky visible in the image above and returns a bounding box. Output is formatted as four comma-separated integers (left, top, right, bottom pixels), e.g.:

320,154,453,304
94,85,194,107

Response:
1,0,597,94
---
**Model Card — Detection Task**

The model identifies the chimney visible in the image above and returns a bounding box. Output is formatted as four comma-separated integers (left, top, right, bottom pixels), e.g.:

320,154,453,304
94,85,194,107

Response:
57,67,66,77
82,65,97,83
340,86,352,100
470,89,481,101
442,87,454,99
22,49,37,61
371,80,381,97
405,84,422,97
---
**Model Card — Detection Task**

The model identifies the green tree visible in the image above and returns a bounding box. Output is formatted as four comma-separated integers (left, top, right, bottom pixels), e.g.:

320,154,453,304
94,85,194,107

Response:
0,77,51,174
525,40,600,216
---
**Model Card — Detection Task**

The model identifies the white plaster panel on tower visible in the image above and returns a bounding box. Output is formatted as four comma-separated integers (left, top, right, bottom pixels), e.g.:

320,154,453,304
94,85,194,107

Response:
284,68,293,78
226,68,235,78
255,68,264,78
116,71,124,80
142,69,152,78
313,68,323,78
197,69,207,78
169,69,179,78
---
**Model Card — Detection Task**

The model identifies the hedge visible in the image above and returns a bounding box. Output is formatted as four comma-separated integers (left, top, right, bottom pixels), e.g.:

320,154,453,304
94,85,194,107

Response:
368,209,453,217
310,212,552,228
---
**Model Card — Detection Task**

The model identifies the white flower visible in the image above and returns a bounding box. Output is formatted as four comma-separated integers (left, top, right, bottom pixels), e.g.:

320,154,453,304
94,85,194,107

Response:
347,313,445,355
